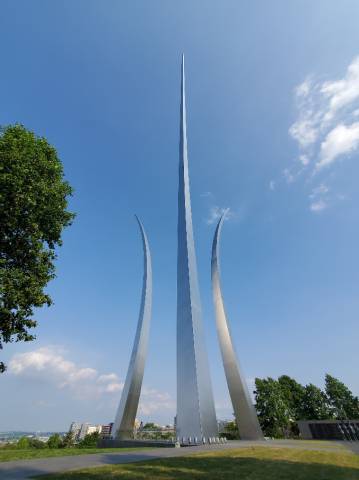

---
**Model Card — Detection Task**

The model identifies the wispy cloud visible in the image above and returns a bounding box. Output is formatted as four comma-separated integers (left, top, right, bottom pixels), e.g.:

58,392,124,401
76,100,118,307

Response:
8,346,174,415
138,387,174,416
310,199,327,213
308,183,330,213
200,191,213,198
9,346,123,398
206,206,232,225
288,55,359,211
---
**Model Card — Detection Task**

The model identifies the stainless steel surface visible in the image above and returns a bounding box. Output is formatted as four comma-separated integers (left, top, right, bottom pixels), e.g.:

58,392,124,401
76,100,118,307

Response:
176,55,218,441
113,216,152,439
211,214,264,440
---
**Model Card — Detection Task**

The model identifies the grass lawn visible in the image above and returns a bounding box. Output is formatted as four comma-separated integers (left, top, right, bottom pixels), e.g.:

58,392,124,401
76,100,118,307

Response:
34,446,359,480
0,447,149,463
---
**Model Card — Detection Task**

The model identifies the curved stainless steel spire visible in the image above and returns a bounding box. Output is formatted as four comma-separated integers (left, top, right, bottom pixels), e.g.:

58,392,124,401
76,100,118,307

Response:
113,216,152,439
177,55,218,441
211,214,263,440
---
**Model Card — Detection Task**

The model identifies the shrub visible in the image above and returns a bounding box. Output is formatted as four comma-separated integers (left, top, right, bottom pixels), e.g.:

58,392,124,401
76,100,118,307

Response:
16,437,31,449
78,432,99,448
47,433,62,449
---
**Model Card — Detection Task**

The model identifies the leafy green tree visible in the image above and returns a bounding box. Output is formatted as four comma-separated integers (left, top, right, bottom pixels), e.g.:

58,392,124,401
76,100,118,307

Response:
78,432,100,448
47,433,62,449
16,436,31,449
0,124,74,372
61,431,75,448
254,377,289,438
221,420,240,440
325,374,359,419
278,375,305,436
299,383,331,420
278,375,305,420
29,438,47,449
142,422,157,430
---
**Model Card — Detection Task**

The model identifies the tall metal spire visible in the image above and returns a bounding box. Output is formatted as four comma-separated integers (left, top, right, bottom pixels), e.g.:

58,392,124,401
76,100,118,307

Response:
176,55,218,441
113,216,152,439
211,214,264,440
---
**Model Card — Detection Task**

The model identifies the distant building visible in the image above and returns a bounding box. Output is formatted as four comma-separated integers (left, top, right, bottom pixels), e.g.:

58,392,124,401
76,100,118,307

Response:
69,422,82,441
69,422,114,441
77,423,91,440
134,419,141,431
87,425,102,436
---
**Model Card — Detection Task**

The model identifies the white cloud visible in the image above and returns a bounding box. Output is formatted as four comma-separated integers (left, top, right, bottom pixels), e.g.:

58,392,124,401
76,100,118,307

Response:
295,78,312,98
308,184,329,213
9,346,122,398
317,122,359,170
289,118,318,148
8,346,174,416
97,373,119,384
269,180,276,191
310,183,329,198
138,388,174,416
288,55,359,211
310,199,327,212
321,57,359,121
206,206,232,225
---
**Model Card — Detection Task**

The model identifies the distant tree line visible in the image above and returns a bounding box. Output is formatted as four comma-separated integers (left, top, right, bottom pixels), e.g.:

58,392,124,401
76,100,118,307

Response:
1,431,100,450
254,374,359,438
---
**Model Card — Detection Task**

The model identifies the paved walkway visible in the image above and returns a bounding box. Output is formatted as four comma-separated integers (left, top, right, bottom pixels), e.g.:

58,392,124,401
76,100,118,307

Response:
0,440,354,480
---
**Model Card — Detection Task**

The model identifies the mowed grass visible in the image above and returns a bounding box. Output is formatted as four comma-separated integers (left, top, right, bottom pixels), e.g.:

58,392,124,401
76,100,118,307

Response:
0,447,149,463
35,446,359,480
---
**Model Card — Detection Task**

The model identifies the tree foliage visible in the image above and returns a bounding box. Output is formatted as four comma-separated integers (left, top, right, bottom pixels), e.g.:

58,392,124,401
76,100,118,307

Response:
78,432,100,448
16,436,31,449
142,422,157,430
47,433,63,449
325,374,359,420
299,383,332,420
254,374,358,438
61,431,75,448
254,377,289,438
254,375,359,437
220,420,240,440
0,124,74,372
29,437,47,449
277,375,305,420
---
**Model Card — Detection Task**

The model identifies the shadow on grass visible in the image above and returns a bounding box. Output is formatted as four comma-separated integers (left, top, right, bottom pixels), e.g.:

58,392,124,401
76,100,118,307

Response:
34,453,359,480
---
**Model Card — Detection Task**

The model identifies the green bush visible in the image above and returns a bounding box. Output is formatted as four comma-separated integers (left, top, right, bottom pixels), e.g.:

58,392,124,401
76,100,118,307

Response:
29,438,47,449
220,421,240,440
47,434,62,449
16,437,31,449
78,432,99,448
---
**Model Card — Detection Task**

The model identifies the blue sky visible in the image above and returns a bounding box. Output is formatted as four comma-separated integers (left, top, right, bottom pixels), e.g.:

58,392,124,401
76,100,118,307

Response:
1,1,359,431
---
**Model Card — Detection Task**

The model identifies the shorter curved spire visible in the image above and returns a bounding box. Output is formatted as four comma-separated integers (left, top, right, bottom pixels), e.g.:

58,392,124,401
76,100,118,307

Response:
113,215,152,439
211,214,263,440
